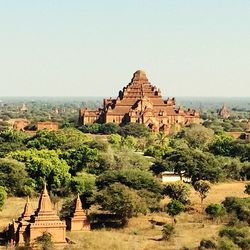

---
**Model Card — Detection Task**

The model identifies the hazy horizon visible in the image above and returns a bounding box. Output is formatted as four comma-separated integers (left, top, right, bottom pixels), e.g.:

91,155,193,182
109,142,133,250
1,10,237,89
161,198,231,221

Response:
1,1,249,97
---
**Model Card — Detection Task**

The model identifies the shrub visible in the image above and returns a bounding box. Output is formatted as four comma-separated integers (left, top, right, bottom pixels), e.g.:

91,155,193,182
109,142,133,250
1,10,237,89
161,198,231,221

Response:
162,223,175,240
205,203,226,218
163,181,191,204
35,231,55,250
0,186,7,210
166,199,185,218
199,239,216,249
223,197,250,224
245,182,250,195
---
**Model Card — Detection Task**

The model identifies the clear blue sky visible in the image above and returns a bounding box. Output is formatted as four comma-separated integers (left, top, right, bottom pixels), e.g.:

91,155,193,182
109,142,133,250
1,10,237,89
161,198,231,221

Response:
0,0,249,97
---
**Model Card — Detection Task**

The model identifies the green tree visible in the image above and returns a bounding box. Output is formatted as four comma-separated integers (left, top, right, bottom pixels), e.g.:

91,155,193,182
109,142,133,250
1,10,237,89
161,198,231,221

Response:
209,134,234,156
0,158,29,196
95,183,147,222
119,123,150,138
70,172,96,197
166,199,185,221
0,186,7,211
60,145,99,174
193,180,211,211
180,124,214,150
164,148,223,183
7,149,71,194
163,181,191,204
96,168,162,195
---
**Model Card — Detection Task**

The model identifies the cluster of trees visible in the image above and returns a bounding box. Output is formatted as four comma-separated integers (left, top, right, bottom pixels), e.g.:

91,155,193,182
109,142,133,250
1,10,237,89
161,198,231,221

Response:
1,117,250,228
148,124,250,184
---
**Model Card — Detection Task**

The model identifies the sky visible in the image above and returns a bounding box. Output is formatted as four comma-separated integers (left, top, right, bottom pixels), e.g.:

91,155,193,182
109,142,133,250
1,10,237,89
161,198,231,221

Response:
0,0,249,97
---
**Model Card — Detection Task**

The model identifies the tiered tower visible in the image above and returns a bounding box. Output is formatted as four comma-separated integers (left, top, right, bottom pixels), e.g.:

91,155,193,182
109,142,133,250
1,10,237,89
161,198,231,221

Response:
29,184,67,246
70,194,90,231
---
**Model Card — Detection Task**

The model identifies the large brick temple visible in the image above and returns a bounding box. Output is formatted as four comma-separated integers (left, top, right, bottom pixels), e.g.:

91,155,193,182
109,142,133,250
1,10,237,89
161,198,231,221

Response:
79,70,200,133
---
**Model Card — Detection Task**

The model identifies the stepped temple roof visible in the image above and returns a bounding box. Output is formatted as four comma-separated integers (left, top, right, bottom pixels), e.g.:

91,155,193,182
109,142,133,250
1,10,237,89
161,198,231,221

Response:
79,70,201,133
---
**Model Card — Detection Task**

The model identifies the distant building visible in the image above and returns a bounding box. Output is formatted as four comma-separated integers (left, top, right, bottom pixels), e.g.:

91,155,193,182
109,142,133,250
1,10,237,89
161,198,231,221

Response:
161,171,191,183
6,119,31,131
79,70,200,133
218,104,230,118
37,121,59,131
20,103,28,112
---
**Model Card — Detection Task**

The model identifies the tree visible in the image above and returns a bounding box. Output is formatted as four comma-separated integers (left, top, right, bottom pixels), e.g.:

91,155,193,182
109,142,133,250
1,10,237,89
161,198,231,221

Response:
26,128,91,150
60,145,99,174
95,183,147,223
0,158,29,196
0,186,7,211
209,134,234,156
7,149,71,194
163,181,191,204
166,199,185,221
244,182,250,195
96,168,162,195
162,223,175,241
180,124,214,150
193,180,211,211
119,123,150,138
70,172,96,197
163,148,223,183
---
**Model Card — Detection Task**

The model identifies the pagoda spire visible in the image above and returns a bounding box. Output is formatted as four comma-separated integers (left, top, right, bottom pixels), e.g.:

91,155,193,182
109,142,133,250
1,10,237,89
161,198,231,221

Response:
20,196,33,221
75,193,83,212
37,183,53,213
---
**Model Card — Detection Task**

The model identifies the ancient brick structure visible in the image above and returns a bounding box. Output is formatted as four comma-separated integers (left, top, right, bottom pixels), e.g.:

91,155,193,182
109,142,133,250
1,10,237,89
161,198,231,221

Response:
218,104,230,118
8,185,67,248
7,119,31,131
79,70,200,133
69,194,90,231
37,121,59,131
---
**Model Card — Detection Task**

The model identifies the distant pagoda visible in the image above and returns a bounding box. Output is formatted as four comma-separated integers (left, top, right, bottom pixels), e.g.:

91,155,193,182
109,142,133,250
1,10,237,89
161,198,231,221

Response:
79,70,200,133
218,104,230,119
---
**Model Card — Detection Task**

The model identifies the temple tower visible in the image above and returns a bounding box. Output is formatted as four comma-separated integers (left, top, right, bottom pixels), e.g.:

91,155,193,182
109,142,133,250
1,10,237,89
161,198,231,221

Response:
29,184,67,246
70,194,90,231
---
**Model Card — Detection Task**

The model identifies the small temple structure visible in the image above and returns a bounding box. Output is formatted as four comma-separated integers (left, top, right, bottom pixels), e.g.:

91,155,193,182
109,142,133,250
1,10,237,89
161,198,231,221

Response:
69,194,90,231
79,70,200,133
20,103,28,112
218,104,230,119
37,121,59,131
8,185,67,248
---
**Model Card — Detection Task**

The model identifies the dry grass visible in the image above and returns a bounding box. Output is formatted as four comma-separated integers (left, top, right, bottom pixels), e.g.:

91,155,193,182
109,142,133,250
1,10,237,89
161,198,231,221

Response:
0,181,248,250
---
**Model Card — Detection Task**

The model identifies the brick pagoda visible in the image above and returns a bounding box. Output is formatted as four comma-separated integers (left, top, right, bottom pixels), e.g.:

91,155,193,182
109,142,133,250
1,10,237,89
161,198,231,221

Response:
8,185,67,248
69,194,90,231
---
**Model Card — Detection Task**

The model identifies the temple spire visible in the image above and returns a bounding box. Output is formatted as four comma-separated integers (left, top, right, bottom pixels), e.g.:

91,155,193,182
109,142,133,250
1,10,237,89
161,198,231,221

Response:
20,196,33,220
37,183,53,213
75,193,82,212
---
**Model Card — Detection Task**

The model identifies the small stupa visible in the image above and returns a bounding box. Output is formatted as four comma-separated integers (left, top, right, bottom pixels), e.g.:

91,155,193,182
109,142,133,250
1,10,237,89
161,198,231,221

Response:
70,194,90,231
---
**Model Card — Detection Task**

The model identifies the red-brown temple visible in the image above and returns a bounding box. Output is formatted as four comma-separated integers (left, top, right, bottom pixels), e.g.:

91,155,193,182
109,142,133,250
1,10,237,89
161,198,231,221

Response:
79,70,200,133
